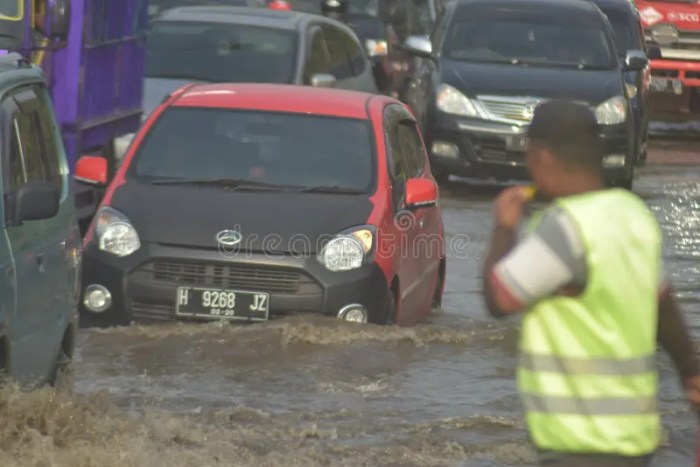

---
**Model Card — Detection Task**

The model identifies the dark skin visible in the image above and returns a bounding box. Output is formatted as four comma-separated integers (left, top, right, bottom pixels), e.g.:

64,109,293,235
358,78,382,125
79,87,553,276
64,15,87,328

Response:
482,140,700,414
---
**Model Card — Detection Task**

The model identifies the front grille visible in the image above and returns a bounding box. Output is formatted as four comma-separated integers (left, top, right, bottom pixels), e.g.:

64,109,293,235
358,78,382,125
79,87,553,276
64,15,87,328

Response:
478,96,541,123
473,135,526,164
139,260,310,293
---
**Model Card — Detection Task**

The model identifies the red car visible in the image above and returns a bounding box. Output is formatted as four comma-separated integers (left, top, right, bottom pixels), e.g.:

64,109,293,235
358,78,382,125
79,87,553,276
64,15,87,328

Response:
74,84,446,327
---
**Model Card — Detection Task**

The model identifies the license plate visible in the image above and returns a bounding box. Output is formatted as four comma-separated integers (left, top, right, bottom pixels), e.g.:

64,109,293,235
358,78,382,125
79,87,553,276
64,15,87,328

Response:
650,77,683,95
175,287,270,321
505,134,529,152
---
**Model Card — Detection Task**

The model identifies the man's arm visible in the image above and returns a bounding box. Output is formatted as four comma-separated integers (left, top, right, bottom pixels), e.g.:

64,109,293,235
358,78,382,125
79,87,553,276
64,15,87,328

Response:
483,207,583,318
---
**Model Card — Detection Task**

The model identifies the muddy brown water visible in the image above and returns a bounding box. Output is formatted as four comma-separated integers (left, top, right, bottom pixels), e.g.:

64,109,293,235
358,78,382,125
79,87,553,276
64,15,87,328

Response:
1,133,698,467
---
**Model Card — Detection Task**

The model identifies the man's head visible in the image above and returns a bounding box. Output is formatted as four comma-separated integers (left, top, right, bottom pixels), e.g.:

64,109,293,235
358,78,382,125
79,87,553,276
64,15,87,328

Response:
526,100,604,198
321,0,348,19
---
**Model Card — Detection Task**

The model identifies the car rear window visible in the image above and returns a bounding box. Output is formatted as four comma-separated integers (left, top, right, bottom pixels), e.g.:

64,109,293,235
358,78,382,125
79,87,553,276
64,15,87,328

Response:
445,7,613,69
129,107,376,191
146,21,298,84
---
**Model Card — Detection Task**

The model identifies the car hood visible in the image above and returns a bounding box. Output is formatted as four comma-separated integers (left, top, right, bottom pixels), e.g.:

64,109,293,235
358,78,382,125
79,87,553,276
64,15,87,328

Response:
109,182,375,254
441,60,622,104
143,77,208,116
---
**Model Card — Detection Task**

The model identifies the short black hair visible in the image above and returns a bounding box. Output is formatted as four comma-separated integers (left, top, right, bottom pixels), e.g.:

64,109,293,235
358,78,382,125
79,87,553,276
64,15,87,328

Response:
527,99,603,170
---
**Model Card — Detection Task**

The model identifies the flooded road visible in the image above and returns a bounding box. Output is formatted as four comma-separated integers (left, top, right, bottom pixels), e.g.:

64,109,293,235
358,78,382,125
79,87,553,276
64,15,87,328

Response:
2,134,699,466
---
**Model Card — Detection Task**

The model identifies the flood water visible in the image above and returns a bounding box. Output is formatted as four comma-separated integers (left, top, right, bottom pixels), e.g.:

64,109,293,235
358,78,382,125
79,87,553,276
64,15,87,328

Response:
1,131,698,466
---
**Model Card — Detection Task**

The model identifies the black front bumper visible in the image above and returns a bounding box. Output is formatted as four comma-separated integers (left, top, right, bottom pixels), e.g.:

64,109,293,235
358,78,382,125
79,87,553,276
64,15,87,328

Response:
426,112,632,182
80,242,391,326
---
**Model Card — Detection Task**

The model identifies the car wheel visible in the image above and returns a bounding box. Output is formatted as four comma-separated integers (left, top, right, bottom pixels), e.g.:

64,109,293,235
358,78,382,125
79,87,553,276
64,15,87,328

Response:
50,348,74,394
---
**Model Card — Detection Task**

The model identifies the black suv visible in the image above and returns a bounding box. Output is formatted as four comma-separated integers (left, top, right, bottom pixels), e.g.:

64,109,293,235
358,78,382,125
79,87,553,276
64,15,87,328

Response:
402,0,647,189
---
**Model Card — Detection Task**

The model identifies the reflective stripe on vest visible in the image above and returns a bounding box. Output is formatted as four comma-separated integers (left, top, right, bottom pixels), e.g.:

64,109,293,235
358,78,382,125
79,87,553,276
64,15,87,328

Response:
521,393,657,416
519,352,656,376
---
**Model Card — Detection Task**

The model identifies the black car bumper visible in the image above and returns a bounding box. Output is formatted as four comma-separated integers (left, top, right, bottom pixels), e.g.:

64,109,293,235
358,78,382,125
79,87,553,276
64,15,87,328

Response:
79,242,391,326
427,113,632,182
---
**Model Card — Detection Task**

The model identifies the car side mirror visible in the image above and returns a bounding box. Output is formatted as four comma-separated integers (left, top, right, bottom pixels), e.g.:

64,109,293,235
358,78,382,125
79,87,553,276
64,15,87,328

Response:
310,73,337,88
75,155,108,186
40,0,71,41
624,50,648,71
646,46,662,61
404,35,433,59
12,182,60,225
405,178,438,210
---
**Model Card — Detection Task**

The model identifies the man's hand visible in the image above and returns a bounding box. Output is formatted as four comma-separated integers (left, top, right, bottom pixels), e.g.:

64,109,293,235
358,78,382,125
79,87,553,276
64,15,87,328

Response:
493,185,533,230
684,375,700,417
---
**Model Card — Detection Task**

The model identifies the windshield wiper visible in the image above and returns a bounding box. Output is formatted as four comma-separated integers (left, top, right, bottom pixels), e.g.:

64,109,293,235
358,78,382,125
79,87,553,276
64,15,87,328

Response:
151,178,301,191
299,185,367,194
145,73,218,82
511,59,610,70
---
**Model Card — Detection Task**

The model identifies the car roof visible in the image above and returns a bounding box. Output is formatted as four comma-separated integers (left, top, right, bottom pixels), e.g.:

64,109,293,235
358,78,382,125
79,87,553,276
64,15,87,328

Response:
452,0,601,18
154,6,313,30
586,0,637,15
171,83,378,119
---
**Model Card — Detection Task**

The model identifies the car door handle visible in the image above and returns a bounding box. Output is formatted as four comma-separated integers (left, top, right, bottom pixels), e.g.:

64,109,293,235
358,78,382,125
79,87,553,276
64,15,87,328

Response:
60,240,67,252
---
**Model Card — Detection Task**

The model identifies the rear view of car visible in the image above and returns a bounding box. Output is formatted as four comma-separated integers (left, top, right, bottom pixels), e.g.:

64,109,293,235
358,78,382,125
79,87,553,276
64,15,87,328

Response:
76,84,445,328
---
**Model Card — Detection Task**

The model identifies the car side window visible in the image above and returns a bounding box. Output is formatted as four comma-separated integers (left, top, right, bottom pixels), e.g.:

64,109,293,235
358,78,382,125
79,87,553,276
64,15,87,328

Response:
304,29,332,84
396,120,426,177
384,106,408,209
338,28,366,76
322,26,354,80
6,88,62,193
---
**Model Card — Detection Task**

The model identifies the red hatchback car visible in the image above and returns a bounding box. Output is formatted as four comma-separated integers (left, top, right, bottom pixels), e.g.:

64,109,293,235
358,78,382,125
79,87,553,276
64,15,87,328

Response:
74,84,446,327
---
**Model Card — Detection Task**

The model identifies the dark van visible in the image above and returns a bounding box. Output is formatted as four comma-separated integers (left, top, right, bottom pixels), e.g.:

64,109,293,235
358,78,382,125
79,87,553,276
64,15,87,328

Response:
403,0,647,189
0,54,81,388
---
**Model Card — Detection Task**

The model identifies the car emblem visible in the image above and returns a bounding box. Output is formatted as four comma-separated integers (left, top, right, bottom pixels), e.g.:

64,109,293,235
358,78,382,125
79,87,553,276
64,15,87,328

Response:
523,101,538,119
216,230,242,248
651,25,679,46
639,7,663,27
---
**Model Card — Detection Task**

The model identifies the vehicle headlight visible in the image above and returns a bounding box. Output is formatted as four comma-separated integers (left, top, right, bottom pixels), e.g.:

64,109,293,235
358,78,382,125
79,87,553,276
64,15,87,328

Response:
595,96,627,125
435,84,479,117
318,226,375,272
94,207,141,257
365,39,388,57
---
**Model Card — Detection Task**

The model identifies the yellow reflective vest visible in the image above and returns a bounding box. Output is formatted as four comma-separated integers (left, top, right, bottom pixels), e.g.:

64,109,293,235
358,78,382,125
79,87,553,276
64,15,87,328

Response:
518,188,662,456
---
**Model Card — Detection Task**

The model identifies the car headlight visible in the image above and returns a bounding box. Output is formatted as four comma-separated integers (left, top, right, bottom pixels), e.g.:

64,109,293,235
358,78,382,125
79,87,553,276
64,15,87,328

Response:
365,39,388,57
94,207,141,257
435,84,479,117
318,226,375,272
595,96,627,125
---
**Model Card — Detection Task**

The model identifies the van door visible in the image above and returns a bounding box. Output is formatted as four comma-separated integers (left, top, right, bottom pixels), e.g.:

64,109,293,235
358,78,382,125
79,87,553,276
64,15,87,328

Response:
0,87,60,386
27,84,79,362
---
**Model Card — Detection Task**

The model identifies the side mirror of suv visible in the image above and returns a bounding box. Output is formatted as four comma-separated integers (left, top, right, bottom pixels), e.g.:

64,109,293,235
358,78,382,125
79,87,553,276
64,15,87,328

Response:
624,50,648,71
404,35,433,59
310,73,337,88
646,46,662,61
75,155,108,186
405,178,438,210
12,182,60,225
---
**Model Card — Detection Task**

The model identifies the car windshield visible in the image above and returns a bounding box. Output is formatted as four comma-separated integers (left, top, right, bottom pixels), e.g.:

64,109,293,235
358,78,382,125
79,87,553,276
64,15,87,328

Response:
0,0,20,17
444,11,613,69
602,9,636,55
130,107,375,192
145,21,298,84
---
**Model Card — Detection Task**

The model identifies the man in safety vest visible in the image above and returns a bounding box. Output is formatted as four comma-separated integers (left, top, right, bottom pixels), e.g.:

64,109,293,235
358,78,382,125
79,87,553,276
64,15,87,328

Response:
482,99,700,467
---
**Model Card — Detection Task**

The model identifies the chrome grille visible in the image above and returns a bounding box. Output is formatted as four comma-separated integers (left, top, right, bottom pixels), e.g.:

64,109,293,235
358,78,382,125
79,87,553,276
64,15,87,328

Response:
138,260,310,293
477,96,543,124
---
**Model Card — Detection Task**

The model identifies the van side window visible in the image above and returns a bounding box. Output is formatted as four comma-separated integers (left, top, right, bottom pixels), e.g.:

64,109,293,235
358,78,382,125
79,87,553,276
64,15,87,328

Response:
9,89,62,192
